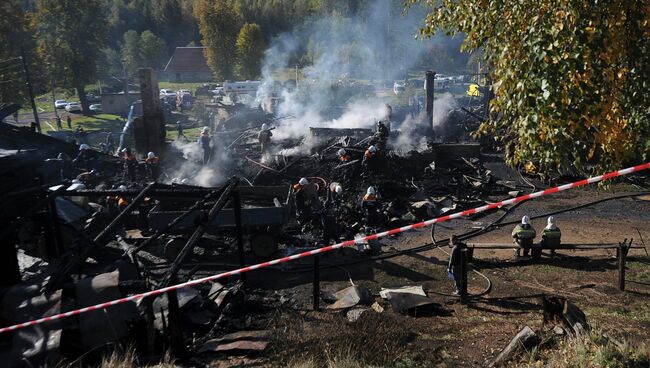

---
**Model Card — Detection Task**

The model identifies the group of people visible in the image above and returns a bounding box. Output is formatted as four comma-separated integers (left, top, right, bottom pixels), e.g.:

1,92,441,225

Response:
446,216,563,294
512,215,562,257
67,144,162,183
120,147,161,182
292,175,383,244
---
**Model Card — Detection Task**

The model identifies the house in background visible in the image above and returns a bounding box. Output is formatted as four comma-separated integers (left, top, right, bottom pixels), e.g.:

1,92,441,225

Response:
162,47,213,82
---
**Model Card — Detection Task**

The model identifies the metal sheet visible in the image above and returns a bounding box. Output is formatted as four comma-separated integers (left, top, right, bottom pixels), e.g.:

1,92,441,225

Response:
327,285,371,310
379,286,436,312
76,270,139,350
379,285,426,299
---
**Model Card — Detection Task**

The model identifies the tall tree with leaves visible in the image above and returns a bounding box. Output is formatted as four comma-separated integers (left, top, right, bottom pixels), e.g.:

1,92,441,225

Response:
121,30,141,76
139,30,168,70
0,0,43,106
194,0,243,81
415,0,650,175
35,0,107,115
235,23,265,80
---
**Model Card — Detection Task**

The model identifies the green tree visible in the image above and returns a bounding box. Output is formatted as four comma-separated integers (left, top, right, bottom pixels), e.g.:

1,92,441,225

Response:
194,0,243,81
235,23,265,79
121,30,141,76
415,0,650,175
120,30,169,76
0,0,44,106
35,0,107,115
140,30,168,70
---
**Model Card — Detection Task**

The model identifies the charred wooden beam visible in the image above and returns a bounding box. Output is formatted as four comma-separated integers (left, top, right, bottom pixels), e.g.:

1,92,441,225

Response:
161,177,239,287
128,187,227,256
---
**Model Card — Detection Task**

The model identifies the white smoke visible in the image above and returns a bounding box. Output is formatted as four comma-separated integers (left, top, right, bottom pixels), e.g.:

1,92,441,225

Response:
255,2,446,150
432,93,458,128
392,93,458,150
167,138,227,187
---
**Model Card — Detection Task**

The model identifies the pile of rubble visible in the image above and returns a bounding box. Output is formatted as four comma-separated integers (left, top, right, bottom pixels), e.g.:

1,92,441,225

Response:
0,103,538,365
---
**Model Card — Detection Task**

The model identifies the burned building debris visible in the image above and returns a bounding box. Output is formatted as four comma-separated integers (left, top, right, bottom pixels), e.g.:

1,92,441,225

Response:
1,65,648,367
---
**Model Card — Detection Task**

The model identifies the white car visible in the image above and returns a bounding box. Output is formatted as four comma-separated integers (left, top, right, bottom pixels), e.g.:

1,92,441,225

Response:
55,100,68,109
65,102,82,113
160,89,176,97
89,104,102,113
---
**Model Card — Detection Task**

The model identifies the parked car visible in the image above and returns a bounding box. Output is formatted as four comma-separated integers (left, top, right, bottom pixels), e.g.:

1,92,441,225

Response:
54,100,68,109
89,104,102,113
86,93,100,103
160,89,176,97
65,102,82,113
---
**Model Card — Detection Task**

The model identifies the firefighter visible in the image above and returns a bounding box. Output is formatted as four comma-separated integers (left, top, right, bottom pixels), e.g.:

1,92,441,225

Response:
323,182,344,208
106,185,129,216
121,148,138,181
361,186,380,229
337,148,351,162
145,152,161,181
73,144,98,171
76,169,98,184
258,123,273,156
362,145,380,176
540,216,561,255
199,127,211,164
447,235,466,295
376,120,389,141
293,177,320,221
512,215,536,257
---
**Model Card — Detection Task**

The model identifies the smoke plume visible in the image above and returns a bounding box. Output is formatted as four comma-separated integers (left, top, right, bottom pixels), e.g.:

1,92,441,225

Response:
256,1,464,152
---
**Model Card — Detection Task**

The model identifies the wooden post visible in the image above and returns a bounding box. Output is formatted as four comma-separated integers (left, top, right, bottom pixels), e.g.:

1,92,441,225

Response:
313,255,320,311
459,248,468,303
166,286,186,356
233,190,246,283
618,242,629,291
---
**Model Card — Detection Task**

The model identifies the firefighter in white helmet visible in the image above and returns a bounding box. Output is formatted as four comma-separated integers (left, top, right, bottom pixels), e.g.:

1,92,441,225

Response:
512,215,536,257
362,145,380,177
258,123,273,155
199,127,211,164
293,177,320,222
145,152,161,181
361,186,380,229
540,216,561,255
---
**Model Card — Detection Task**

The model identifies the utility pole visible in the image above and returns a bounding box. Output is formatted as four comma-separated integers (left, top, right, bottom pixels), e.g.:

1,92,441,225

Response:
20,48,41,133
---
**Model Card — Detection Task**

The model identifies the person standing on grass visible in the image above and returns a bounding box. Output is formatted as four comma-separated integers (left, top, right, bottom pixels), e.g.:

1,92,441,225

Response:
67,115,72,129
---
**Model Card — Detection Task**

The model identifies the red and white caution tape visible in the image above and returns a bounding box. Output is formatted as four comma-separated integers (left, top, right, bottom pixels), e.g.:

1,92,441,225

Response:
1,162,648,334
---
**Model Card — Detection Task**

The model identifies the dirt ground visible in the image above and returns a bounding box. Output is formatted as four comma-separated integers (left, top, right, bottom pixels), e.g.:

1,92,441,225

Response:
211,185,650,367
